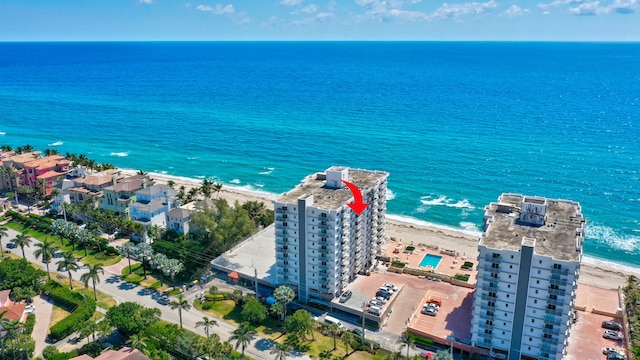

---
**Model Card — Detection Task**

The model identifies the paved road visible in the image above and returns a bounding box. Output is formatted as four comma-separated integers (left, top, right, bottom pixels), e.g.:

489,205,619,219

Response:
3,226,312,360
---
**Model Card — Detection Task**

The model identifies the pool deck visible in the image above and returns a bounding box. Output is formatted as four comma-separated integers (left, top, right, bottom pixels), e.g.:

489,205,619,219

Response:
381,238,478,282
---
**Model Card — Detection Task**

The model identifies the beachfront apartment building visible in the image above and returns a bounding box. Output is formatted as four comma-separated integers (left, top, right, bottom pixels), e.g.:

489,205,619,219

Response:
129,184,176,227
98,175,152,216
274,167,388,304
0,151,41,193
471,194,586,360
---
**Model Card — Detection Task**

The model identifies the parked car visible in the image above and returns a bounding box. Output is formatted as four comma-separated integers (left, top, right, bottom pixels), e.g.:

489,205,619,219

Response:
24,304,35,313
421,307,437,316
603,348,619,355
374,296,388,304
424,303,440,310
369,299,383,307
6,242,15,249
339,290,352,303
369,306,381,316
608,353,627,360
604,330,623,341
158,296,170,305
376,290,391,299
602,321,622,331
383,283,398,291
350,328,363,336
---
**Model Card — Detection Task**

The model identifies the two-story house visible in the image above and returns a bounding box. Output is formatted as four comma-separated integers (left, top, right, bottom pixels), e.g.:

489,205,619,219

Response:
21,155,70,194
98,175,152,216
129,184,177,227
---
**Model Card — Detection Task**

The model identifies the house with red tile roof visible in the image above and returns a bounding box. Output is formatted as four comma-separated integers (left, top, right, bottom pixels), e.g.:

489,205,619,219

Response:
0,289,28,336
21,155,70,195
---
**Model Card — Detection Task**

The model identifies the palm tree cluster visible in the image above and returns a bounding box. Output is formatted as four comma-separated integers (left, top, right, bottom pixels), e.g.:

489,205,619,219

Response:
52,219,96,255
64,152,116,173
120,242,184,284
13,144,35,154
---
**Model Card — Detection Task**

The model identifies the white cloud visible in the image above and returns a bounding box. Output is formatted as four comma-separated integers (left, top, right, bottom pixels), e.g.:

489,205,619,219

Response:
280,0,304,6
301,4,319,13
197,4,235,14
139,0,153,3
316,12,335,20
609,0,639,13
355,0,429,21
568,1,608,14
428,0,499,19
292,11,335,24
538,0,582,10
501,4,530,16
196,4,250,23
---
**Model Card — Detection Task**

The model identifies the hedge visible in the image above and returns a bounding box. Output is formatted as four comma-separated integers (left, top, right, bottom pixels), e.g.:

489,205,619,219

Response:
25,313,36,334
204,293,231,302
43,281,96,341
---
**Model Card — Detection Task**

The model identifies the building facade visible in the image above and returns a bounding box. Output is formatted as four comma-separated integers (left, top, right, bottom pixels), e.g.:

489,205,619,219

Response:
471,194,586,360
98,175,151,216
274,167,388,303
129,184,176,228
21,155,70,193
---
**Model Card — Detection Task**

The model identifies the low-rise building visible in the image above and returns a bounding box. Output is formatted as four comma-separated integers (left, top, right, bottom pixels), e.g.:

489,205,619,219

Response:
129,184,176,227
165,208,192,234
21,155,70,194
98,175,152,216
0,290,27,336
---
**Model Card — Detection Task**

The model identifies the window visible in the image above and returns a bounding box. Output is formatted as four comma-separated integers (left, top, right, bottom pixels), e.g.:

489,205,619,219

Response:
492,263,499,269
550,284,559,290
505,304,509,308
492,253,500,258
486,320,493,326
550,294,557,300
511,255,514,259
506,294,509,298
531,319,535,323
547,304,556,310
538,270,541,274
534,300,537,304
488,302,495,307
536,280,540,284
545,324,553,330
554,263,562,269
508,275,511,278
535,290,539,294
510,265,513,269
544,334,552,339
484,329,492,335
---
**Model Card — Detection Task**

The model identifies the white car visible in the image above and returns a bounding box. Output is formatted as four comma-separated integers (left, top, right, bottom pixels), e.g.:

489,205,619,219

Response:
604,330,623,341
603,348,621,355
383,283,398,291
375,296,388,304
24,305,35,313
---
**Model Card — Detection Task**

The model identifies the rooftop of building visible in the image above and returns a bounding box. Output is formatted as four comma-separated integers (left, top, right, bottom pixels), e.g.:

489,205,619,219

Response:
131,196,168,213
136,183,175,196
166,207,192,219
23,155,69,170
71,348,150,360
277,167,388,210
67,186,102,196
1,152,41,166
104,175,151,193
74,170,122,187
37,170,67,180
479,193,586,261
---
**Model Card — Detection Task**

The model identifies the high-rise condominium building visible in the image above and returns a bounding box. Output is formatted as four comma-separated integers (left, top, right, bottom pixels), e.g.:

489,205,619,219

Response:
472,193,586,360
274,167,388,303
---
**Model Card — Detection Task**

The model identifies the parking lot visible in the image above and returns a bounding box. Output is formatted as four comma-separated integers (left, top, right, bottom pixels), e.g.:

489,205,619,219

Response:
338,270,474,341
565,311,626,360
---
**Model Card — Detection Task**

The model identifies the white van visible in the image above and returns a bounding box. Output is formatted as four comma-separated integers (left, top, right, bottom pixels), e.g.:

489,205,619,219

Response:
369,306,381,316
324,315,344,328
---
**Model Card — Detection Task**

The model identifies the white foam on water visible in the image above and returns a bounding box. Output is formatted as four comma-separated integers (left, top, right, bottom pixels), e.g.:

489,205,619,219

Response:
230,179,241,184
460,221,480,233
386,189,396,201
0,132,6,135
587,223,640,253
420,194,475,210
48,141,63,146
109,152,128,157
387,214,482,238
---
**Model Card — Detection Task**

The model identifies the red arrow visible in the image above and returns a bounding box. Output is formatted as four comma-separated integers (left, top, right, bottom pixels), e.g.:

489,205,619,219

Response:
342,180,368,215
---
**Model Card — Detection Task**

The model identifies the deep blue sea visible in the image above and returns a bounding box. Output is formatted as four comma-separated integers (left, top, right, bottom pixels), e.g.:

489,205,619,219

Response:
0,42,638,269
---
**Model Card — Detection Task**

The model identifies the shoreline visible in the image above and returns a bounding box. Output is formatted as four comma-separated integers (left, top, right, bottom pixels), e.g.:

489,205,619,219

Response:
123,168,637,290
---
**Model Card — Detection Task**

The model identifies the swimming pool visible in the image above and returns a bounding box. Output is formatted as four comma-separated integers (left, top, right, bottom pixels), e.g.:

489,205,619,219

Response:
419,254,443,269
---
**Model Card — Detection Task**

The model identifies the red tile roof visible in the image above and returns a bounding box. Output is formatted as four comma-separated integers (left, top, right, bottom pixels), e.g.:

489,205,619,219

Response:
23,155,68,171
0,290,10,306
228,271,240,279
71,348,150,360
0,303,25,321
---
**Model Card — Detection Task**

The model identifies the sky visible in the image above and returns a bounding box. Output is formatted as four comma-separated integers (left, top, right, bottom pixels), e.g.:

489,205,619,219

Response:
1,0,639,41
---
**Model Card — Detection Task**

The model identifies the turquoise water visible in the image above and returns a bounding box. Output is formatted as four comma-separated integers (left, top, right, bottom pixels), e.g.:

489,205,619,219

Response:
420,254,443,269
0,42,638,269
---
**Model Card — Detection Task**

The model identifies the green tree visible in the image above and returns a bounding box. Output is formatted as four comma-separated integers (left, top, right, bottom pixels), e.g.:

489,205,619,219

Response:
284,310,315,341
134,243,154,279
273,285,295,321
213,182,223,198
270,342,290,360
119,242,137,275
0,259,46,298
229,325,256,358
80,263,104,301
33,238,58,279
328,322,341,350
169,295,191,330
125,334,148,353
200,179,214,199
12,232,32,259
396,336,416,360
342,332,354,356
270,302,284,322
106,302,161,336
56,252,79,289
242,298,268,324
195,316,218,339
0,225,8,259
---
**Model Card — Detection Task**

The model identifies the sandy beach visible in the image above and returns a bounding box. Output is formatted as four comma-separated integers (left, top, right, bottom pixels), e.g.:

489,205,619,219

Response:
127,169,636,291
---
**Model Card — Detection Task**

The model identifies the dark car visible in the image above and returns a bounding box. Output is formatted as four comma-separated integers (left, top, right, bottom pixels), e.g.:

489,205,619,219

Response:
376,290,391,299
350,328,363,336
6,242,15,249
603,321,622,331
158,296,170,305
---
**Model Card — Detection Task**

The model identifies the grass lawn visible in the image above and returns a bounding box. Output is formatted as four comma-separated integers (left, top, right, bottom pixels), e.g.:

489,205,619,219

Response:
121,262,163,286
51,273,117,309
90,312,104,322
50,305,71,327
194,299,282,338
6,221,121,266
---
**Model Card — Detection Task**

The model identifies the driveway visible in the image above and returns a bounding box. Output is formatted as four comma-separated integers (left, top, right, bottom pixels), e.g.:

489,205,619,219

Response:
32,294,54,357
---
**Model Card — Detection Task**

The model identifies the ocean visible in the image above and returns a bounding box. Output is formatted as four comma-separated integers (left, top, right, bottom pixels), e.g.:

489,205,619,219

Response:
0,42,638,270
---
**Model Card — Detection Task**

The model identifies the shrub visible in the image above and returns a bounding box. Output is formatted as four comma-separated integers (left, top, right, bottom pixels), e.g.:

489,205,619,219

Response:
25,313,36,334
390,260,406,268
202,303,213,310
103,245,120,256
405,246,415,252
80,342,103,357
44,281,96,341
204,293,230,302
454,273,471,282
43,346,59,359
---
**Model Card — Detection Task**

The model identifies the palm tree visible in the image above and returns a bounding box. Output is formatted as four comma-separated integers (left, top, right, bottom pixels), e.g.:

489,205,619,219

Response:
0,225,8,259
80,263,104,301
270,342,290,360
213,182,223,198
134,243,154,279
119,242,137,275
273,285,295,321
200,179,213,198
77,229,91,257
342,332,354,356
163,259,184,289
12,232,32,259
1,310,10,360
229,325,256,358
396,336,415,360
328,323,341,350
57,252,79,289
196,316,219,338
125,334,148,352
34,238,59,279
136,169,147,175
169,295,191,329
